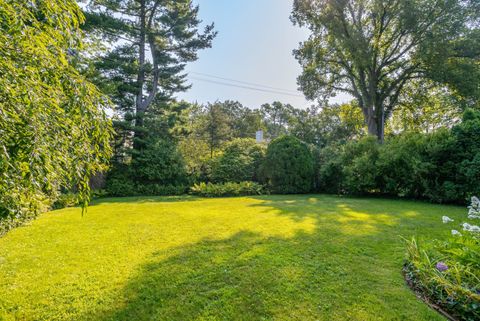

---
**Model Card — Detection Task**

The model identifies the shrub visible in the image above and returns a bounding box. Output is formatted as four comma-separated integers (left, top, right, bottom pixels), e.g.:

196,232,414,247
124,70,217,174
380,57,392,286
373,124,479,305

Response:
377,133,430,198
313,109,480,204
314,137,380,195
52,193,79,210
314,144,344,193
404,197,480,320
106,178,187,197
341,136,380,194
419,129,460,203
261,136,314,194
210,138,266,183
132,139,189,186
105,138,190,197
91,189,109,199
190,181,264,197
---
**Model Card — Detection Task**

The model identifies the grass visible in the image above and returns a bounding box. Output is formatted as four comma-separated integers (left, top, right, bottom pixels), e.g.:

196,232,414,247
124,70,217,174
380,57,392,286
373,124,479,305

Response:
0,194,466,320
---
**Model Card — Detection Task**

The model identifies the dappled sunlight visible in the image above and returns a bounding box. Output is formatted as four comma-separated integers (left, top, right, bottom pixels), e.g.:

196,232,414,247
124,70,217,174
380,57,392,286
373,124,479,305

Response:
0,195,457,321
334,204,400,236
402,210,419,218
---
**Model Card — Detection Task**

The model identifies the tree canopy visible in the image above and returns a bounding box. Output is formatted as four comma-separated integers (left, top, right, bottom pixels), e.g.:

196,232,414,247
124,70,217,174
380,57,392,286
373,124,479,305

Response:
292,0,480,141
0,0,112,227
82,0,216,151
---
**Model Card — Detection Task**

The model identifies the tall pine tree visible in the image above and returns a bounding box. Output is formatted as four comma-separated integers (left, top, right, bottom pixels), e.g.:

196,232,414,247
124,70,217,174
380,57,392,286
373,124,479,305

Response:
82,0,216,153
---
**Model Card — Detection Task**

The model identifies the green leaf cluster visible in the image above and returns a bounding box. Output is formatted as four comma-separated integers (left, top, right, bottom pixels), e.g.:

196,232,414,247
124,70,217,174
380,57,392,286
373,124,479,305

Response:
261,136,315,194
0,0,112,233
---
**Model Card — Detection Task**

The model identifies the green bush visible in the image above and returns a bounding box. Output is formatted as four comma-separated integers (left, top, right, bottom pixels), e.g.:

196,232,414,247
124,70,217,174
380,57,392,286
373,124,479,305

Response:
106,178,187,197
419,129,460,203
132,139,189,186
261,136,314,194
314,144,344,193
91,189,109,199
313,110,480,203
52,193,79,210
105,138,190,197
341,136,380,194
314,137,380,195
190,181,264,197
210,138,266,183
377,133,431,198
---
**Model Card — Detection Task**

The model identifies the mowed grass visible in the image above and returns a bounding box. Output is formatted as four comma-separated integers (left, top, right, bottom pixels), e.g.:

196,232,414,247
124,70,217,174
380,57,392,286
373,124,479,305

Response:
0,195,465,321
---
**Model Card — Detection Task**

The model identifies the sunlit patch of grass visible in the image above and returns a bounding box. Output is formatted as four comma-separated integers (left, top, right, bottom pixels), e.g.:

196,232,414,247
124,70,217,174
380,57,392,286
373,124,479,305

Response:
0,195,465,320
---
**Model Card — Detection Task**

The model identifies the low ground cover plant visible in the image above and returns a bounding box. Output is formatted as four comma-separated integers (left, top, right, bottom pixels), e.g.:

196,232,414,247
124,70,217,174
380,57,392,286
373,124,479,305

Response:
189,181,264,197
404,197,480,320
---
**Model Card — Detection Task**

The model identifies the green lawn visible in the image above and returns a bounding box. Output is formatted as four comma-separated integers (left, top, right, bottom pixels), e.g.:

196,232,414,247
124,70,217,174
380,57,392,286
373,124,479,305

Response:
0,195,465,320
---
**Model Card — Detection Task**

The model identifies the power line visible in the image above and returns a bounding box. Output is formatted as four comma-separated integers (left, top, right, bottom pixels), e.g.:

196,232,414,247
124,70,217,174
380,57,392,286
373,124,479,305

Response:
88,56,305,98
189,76,304,97
189,71,300,94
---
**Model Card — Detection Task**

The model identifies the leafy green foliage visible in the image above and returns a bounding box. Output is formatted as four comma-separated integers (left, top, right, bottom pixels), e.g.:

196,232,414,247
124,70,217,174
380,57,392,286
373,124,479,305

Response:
105,138,189,197
315,110,480,203
404,238,480,321
261,136,314,193
260,102,294,140
106,179,187,197
420,26,480,105
0,0,112,233
387,83,463,134
378,133,432,198
290,102,366,146
82,0,216,154
132,139,188,186
52,194,80,210
210,139,266,183
190,181,264,197
404,199,480,320
292,0,479,140
313,144,344,193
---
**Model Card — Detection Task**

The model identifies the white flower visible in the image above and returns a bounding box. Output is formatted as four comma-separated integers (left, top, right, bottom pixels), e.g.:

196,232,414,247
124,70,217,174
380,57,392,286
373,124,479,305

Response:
471,196,480,208
462,222,472,231
442,216,454,223
451,229,462,236
469,225,480,233
462,222,480,232
468,213,480,219
468,196,480,214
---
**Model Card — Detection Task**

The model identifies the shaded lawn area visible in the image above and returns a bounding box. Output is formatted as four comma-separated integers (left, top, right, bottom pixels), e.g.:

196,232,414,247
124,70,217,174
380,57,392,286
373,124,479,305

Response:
0,195,464,320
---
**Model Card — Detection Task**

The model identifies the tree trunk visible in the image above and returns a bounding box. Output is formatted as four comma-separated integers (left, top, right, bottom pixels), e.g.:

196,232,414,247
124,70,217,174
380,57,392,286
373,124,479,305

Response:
365,107,385,143
133,0,146,152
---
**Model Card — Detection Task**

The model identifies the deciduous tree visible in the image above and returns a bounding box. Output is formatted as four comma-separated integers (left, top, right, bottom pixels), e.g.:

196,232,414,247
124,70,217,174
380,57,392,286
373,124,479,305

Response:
0,0,112,230
292,0,479,141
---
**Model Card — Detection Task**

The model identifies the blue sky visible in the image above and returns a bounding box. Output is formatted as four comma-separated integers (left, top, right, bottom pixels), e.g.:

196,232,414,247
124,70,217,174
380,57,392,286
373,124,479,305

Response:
177,0,347,109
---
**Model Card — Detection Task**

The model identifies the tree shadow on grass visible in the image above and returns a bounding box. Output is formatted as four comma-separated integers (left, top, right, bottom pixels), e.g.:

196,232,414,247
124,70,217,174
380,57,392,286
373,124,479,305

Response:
90,195,202,206
82,195,447,321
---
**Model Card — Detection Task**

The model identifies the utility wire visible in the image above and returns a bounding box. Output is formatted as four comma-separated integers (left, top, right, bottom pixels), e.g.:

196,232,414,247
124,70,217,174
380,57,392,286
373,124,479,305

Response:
189,76,304,97
88,55,305,98
189,71,300,94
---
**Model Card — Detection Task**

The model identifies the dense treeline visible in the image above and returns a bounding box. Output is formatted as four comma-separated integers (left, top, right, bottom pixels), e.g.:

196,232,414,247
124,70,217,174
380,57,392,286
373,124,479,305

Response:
315,109,480,203
104,100,366,196
104,97,479,204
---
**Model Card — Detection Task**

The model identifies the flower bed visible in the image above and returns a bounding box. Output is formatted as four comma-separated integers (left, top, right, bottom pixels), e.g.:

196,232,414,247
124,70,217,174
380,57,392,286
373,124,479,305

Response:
404,197,480,321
